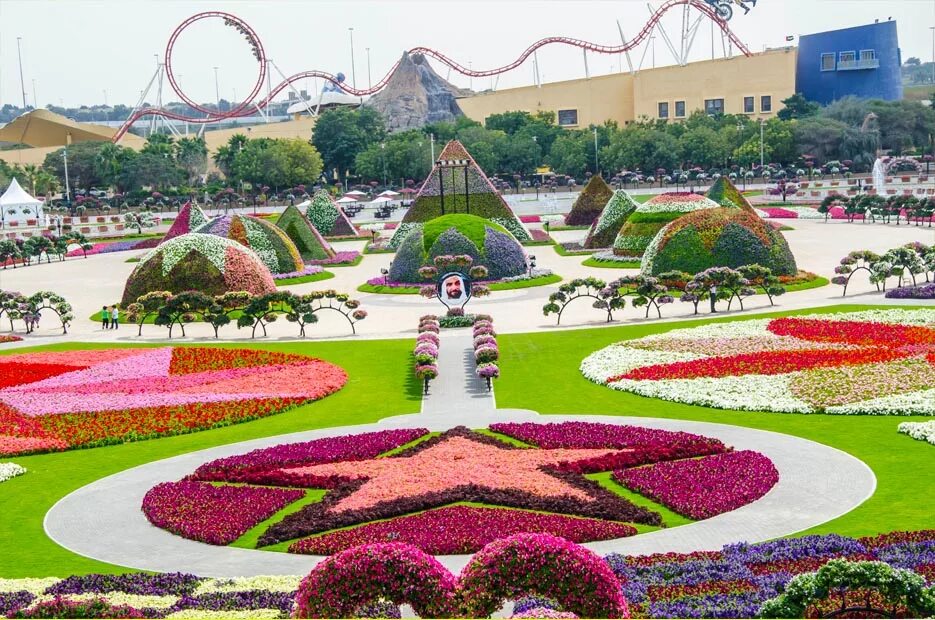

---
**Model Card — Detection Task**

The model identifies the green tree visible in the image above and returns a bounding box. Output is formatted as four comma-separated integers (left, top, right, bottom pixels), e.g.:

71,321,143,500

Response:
42,142,108,192
794,116,850,161
733,118,795,166
678,126,729,169
141,133,177,159
277,139,324,187
311,107,386,182
117,152,184,191
777,93,820,121
354,131,431,185
547,131,590,178
176,138,208,184
600,126,678,173
213,134,248,178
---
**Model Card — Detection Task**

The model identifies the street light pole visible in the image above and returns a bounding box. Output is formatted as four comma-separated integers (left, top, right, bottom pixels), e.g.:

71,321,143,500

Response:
62,149,71,205
366,47,372,89
759,118,765,168
213,67,220,111
930,27,935,85
348,28,358,93
381,142,387,188
16,37,27,109
593,127,600,175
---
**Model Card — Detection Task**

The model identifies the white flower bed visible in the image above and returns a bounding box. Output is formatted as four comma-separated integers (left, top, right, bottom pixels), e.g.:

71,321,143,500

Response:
635,194,720,214
898,421,935,445
0,462,26,483
608,374,814,413
580,345,701,384
787,206,825,219
166,610,283,620
194,575,303,595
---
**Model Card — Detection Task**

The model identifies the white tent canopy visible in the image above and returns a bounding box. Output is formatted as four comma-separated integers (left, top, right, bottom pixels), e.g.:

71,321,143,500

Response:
369,196,392,204
378,190,400,198
0,177,44,224
335,196,357,204
295,199,311,209
345,190,367,197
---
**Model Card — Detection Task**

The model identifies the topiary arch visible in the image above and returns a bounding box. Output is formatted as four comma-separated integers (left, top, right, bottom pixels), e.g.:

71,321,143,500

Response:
543,278,625,325
757,560,935,619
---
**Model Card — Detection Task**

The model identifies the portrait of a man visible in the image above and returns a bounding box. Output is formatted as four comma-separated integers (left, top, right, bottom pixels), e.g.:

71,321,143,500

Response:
442,274,465,302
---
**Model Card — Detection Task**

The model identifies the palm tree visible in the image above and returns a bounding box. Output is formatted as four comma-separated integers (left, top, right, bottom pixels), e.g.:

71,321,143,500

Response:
176,137,208,184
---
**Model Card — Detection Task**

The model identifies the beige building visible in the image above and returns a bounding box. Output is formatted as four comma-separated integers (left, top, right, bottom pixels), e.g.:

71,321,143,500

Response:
458,48,797,127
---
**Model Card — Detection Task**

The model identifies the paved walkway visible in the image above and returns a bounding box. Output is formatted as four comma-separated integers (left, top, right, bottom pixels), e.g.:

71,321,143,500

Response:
421,329,495,416
45,408,874,577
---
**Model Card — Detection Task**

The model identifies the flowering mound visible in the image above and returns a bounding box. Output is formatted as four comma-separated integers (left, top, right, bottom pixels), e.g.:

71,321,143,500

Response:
146,422,778,557
581,309,935,414
705,176,757,213
614,192,721,258
161,202,209,242
304,190,358,237
565,175,613,226
0,347,347,455
584,190,639,249
196,214,304,274
274,204,336,261
121,233,276,305
388,214,527,282
640,207,798,276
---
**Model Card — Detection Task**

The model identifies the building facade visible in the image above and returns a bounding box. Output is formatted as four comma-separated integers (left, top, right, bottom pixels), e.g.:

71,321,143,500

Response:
795,21,902,105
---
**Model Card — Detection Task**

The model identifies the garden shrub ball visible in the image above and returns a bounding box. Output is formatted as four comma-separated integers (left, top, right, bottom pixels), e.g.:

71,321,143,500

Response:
565,175,614,227
584,190,640,249
613,192,721,257
274,204,336,261
388,214,527,282
640,207,798,276
304,190,358,237
196,214,304,274
121,233,276,305
160,202,209,242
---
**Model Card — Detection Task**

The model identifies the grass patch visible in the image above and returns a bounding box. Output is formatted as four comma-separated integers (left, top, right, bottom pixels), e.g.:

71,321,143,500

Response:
522,239,557,247
587,472,690,530
232,490,327,551
358,274,562,295
582,257,641,269
357,283,420,295
363,244,395,255
494,303,935,539
323,255,364,268
553,244,593,257
275,270,336,286
0,338,422,577
124,257,140,263
783,275,829,293
545,225,590,231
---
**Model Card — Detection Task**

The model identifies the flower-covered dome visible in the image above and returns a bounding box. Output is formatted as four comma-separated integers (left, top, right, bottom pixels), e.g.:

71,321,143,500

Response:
121,233,276,305
389,214,527,282
641,207,798,276
584,190,639,249
161,202,209,242
196,214,304,274
304,190,358,237
613,192,722,258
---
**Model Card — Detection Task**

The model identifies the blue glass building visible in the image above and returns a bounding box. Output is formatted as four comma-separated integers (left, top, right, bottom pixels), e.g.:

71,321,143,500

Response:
795,21,902,104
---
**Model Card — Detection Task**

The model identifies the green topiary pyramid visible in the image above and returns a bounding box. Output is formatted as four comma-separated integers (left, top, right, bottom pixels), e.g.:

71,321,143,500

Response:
275,204,336,261
305,190,359,237
398,140,529,242
705,176,757,214
584,190,639,249
565,175,613,226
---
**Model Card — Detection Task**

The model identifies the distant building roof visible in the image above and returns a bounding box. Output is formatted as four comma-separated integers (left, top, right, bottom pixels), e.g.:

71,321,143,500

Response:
0,109,119,147
287,91,362,115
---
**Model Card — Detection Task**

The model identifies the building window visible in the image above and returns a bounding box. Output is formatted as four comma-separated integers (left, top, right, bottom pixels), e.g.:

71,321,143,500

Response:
859,49,876,61
557,109,578,126
743,96,755,114
839,51,856,63
704,98,724,116
658,102,669,119
820,53,835,71
760,95,772,113
674,100,686,118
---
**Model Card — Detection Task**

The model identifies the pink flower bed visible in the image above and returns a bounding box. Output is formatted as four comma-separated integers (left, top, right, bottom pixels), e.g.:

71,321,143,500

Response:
613,450,778,519
490,421,726,452
759,208,797,218
519,215,542,223
529,229,552,242
141,481,305,545
290,505,637,555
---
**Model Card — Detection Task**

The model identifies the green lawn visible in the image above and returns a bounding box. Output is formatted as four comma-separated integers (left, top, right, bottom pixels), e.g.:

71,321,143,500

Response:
582,257,641,269
357,273,562,295
495,304,935,539
0,339,421,577
274,270,336,286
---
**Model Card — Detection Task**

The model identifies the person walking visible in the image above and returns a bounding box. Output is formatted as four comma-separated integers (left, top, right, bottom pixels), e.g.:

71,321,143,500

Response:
102,306,110,330
110,305,119,330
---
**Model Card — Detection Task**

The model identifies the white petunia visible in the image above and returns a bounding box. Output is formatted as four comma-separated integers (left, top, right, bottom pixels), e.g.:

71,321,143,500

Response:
194,575,302,595
165,609,285,619
580,346,702,384
827,389,935,416
898,421,935,444
0,578,60,594
0,462,26,483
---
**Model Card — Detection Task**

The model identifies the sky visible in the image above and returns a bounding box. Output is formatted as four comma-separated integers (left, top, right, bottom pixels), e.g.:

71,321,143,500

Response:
1,0,934,109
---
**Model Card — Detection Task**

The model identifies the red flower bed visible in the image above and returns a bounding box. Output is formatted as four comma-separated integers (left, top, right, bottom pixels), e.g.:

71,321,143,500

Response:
746,553,875,575
768,317,935,347
0,362,85,389
646,579,757,601
142,481,305,545
289,505,636,555
613,451,779,519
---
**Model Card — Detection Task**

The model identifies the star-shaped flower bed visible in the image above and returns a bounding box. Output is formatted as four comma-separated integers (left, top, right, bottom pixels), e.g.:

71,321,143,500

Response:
142,422,774,555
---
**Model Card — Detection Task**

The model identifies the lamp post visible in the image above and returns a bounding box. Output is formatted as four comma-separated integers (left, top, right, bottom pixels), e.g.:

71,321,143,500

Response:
16,37,27,109
213,67,220,112
759,118,765,169
348,28,358,96
62,149,71,206
381,142,387,188
930,27,935,85
593,127,600,175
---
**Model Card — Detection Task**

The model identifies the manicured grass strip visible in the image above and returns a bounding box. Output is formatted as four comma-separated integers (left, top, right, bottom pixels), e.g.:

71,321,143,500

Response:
587,471,691,529
784,275,829,292
553,244,593,257
357,274,562,295
495,303,935,539
357,283,419,294
0,338,422,577
233,490,327,551
124,257,141,263
275,270,336,286
582,257,641,269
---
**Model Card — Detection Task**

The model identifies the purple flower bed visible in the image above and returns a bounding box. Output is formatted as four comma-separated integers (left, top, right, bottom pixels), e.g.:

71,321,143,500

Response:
141,481,305,545
272,264,324,280
192,428,429,482
170,590,295,615
491,421,726,452
613,450,779,519
0,593,35,616
308,250,361,266
46,573,201,596
65,238,160,258
885,283,935,299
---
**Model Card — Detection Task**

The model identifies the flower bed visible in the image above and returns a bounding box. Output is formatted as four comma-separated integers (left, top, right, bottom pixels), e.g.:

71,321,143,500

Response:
582,309,935,414
0,335,23,344
0,347,348,456
898,421,935,445
415,316,440,388
755,207,825,219
886,283,935,300
0,462,26,483
474,317,500,386
272,265,324,281
65,238,160,258
307,250,361,266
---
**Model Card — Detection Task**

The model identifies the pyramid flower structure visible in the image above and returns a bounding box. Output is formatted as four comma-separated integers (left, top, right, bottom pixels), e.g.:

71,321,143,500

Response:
305,190,358,237
397,140,530,243
705,176,757,214
584,190,640,249
613,192,722,258
565,175,613,226
196,214,304,275
275,205,336,262
161,202,209,243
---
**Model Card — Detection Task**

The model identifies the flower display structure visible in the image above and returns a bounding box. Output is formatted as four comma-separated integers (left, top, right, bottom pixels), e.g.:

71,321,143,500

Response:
121,233,276,305
396,140,530,242
304,190,358,237
581,309,935,414
147,422,763,557
704,176,757,213
0,347,347,456
565,175,613,227
196,214,304,275
274,204,336,262
161,202,209,243
613,192,722,258
639,208,798,277
388,213,527,283
584,190,639,249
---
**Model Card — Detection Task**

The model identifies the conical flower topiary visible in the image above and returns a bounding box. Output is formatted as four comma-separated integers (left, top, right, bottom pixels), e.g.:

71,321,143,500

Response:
613,192,721,258
196,214,304,275
275,204,336,261
397,140,530,243
161,202,208,243
565,175,613,226
121,233,276,305
305,190,358,237
584,190,639,249
706,176,757,214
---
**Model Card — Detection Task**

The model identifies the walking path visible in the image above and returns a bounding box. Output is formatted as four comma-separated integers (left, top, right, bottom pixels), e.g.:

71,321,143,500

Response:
45,337,875,577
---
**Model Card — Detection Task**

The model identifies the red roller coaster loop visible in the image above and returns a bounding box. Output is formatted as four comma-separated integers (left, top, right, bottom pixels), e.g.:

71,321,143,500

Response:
113,0,750,142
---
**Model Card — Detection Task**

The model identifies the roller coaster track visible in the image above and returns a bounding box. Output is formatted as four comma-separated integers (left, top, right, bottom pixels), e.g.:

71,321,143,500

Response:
113,0,750,142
